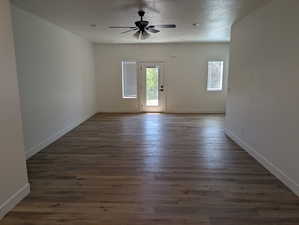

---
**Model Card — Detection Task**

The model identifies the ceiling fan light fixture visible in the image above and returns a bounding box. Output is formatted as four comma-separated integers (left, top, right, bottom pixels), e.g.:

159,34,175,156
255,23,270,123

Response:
133,30,141,39
141,31,150,40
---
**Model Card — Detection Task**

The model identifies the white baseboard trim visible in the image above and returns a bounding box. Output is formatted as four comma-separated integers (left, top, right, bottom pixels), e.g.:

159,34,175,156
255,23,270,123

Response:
25,113,95,159
97,110,225,114
0,183,30,220
166,109,225,114
97,111,139,114
225,128,299,196
166,111,225,114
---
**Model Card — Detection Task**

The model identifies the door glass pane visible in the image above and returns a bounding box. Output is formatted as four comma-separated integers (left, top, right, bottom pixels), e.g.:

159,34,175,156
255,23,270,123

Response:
146,67,159,106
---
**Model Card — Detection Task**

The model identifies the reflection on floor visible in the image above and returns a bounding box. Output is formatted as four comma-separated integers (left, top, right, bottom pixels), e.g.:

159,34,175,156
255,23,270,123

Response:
2,114,299,225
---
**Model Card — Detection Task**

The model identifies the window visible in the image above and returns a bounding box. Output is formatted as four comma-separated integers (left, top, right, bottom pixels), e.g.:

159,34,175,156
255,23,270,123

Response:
122,61,137,98
207,61,224,91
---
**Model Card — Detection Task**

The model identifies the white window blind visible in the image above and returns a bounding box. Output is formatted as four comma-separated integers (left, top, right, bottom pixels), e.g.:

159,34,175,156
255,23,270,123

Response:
122,61,137,98
207,61,224,91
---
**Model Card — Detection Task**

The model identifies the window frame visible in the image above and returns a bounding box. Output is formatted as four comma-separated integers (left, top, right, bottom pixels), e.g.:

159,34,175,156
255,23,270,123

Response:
207,60,224,92
121,61,138,99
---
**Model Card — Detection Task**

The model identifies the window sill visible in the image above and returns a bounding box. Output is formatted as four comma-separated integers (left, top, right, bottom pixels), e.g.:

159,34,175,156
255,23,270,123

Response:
122,97,137,99
207,90,223,92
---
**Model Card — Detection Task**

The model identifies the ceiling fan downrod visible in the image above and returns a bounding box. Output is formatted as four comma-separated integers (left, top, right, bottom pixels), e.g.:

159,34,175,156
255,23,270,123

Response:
138,10,145,21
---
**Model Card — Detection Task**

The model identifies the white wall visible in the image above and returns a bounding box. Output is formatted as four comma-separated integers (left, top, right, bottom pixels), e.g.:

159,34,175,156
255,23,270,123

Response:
0,0,29,219
225,0,299,196
95,43,229,113
12,6,97,158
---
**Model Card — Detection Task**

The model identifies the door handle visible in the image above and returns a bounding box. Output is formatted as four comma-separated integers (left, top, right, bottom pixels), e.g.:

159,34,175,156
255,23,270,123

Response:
160,89,164,92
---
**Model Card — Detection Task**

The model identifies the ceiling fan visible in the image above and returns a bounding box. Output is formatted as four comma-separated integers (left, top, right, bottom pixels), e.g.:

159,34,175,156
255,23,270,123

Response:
109,10,176,40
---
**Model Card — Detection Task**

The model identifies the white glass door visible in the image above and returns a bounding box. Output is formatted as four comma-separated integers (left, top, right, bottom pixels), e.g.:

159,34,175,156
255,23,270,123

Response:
139,63,165,112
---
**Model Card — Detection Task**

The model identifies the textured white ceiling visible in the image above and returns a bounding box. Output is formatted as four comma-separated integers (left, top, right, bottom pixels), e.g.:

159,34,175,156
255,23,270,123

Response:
11,0,271,43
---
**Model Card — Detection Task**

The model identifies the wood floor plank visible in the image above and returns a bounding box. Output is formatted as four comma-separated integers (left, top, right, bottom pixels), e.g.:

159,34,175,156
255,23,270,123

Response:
1,113,299,225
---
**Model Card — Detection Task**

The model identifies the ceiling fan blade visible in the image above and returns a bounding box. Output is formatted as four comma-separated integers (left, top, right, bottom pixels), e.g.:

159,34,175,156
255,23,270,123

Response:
152,24,176,28
146,28,160,33
109,26,137,29
141,30,150,40
133,30,141,39
121,28,138,34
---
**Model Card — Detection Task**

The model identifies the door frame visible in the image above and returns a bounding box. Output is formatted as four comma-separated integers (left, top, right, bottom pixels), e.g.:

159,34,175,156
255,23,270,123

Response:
137,62,166,113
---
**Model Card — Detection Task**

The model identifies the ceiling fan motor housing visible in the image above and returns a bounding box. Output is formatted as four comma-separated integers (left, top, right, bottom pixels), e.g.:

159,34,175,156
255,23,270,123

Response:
138,10,146,18
135,21,149,31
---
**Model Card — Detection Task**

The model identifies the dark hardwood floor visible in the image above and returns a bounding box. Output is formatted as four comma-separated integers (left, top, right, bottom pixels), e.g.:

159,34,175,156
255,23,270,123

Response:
1,113,299,225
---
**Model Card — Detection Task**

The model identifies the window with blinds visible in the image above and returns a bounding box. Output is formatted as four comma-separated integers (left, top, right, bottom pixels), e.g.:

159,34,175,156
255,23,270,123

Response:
122,61,137,98
207,61,224,91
